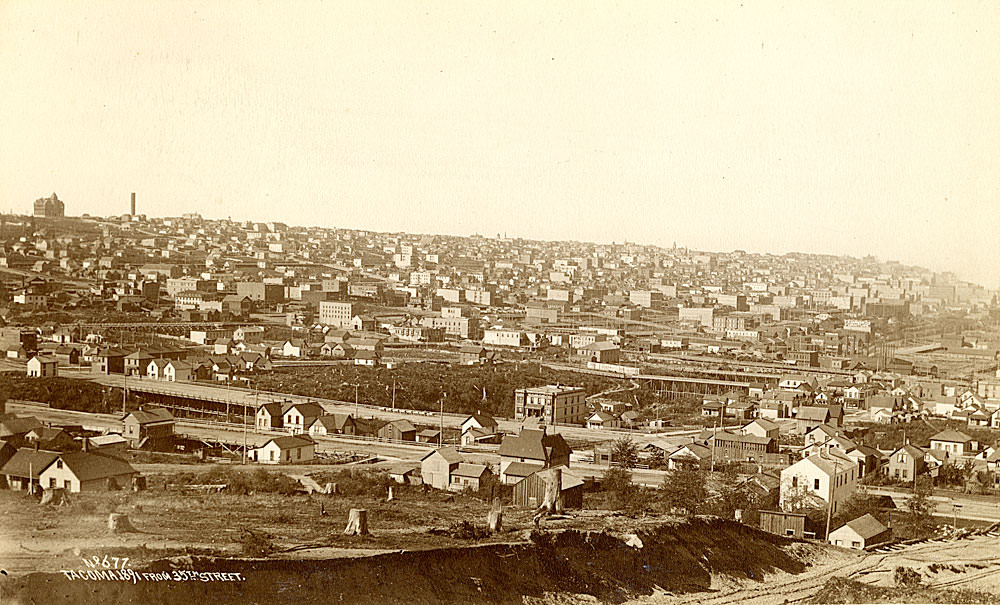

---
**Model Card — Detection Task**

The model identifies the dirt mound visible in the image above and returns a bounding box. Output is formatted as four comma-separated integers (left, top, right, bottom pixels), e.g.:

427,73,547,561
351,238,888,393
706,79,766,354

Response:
1,518,815,604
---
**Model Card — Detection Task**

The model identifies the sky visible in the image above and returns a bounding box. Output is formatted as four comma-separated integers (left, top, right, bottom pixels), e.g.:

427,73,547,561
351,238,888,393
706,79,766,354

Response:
1,1,998,288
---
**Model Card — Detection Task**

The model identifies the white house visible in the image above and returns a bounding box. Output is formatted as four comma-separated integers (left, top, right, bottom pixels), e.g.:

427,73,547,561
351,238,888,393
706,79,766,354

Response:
585,411,620,430
741,418,780,440
828,514,891,549
282,402,324,435
250,435,316,464
163,360,192,382
38,450,138,493
780,450,857,515
146,358,169,380
26,355,59,378
929,429,975,458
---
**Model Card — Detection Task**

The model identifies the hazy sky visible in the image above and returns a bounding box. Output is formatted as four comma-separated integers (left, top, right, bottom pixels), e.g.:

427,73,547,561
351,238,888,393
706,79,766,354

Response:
2,1,998,287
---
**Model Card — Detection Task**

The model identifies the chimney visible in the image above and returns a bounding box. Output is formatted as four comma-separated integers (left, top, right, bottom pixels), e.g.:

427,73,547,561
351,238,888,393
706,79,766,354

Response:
82,437,89,453
130,192,136,216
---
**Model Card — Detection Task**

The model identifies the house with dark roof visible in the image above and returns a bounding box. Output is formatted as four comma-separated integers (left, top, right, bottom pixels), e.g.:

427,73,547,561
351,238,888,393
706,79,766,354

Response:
795,406,842,434
461,412,498,435
709,431,778,462
416,428,441,443
883,444,926,482
1,447,60,492
122,408,175,448
378,419,417,442
498,427,571,484
307,414,356,437
667,443,713,470
38,449,138,492
0,415,44,440
23,427,75,451
124,351,155,376
256,402,285,431
282,402,324,435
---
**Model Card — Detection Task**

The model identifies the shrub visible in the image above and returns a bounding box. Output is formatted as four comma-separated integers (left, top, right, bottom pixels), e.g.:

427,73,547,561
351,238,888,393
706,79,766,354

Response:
309,468,395,497
240,528,276,557
894,566,922,588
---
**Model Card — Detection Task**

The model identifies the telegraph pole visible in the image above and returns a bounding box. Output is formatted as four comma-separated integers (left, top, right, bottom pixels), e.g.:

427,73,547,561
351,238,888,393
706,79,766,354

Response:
439,391,446,446
354,383,359,418
392,378,396,410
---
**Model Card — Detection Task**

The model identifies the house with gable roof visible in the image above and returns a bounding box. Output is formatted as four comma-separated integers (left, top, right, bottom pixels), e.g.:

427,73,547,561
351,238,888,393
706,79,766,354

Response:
498,426,571,484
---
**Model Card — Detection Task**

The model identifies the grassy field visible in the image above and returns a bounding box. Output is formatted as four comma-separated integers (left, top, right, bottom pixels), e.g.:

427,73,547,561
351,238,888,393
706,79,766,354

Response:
0,467,549,574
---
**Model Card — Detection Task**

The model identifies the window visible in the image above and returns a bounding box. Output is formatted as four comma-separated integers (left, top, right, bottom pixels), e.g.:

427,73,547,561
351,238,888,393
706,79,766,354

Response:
64,480,70,489
813,478,820,490
56,460,63,469
49,478,56,488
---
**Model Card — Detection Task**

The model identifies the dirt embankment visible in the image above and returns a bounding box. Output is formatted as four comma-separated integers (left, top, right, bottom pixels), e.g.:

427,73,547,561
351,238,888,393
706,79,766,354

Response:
1,518,815,604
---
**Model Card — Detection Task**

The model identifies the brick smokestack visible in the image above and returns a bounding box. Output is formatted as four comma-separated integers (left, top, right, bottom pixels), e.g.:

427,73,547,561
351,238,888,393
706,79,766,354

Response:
130,192,136,216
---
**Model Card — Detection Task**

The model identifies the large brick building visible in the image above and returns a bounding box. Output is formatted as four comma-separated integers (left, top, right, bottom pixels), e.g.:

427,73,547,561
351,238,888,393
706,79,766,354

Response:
514,385,588,425
33,193,65,217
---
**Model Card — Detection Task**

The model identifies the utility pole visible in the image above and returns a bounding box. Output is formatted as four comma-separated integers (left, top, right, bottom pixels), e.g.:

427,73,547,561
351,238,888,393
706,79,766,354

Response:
244,382,255,465
392,378,396,410
710,416,718,471
439,391,446,447
354,383,359,418
122,370,127,417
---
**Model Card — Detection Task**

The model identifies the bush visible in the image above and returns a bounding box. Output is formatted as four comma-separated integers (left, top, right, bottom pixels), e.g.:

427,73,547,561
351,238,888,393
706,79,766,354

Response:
309,468,395,497
166,468,300,495
240,528,276,557
895,566,922,588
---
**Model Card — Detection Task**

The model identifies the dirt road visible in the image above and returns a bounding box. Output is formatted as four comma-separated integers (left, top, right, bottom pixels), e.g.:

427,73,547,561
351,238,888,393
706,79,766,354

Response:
643,532,1000,605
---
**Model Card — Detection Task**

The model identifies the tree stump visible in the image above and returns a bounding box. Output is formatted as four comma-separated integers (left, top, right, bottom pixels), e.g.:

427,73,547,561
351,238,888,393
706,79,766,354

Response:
344,508,369,536
487,498,503,533
543,468,563,513
326,482,338,495
387,486,394,502
108,513,137,533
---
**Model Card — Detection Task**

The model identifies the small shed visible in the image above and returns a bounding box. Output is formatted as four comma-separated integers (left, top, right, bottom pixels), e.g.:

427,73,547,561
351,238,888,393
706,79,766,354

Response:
759,510,808,539
512,465,584,509
387,462,422,486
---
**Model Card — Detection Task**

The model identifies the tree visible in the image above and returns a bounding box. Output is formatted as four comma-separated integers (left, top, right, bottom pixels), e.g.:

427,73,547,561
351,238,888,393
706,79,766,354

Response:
897,475,935,538
611,436,639,470
661,465,707,517
602,466,644,513
830,488,886,530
